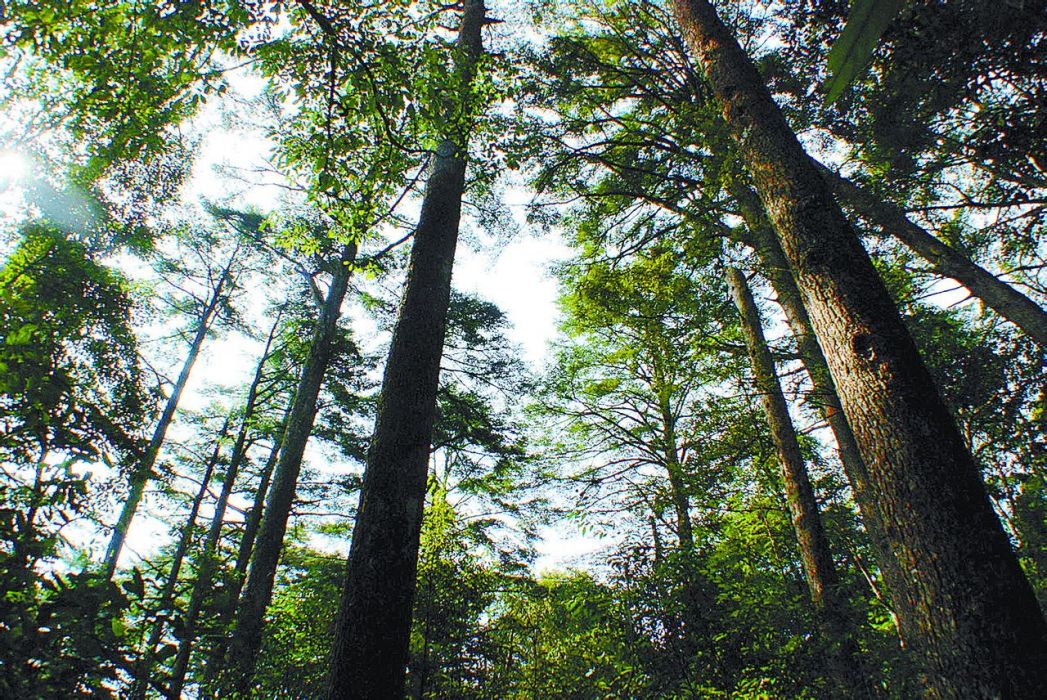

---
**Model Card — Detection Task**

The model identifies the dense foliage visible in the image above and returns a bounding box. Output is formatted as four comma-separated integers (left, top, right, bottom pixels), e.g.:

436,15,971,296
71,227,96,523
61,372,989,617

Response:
0,0,1043,697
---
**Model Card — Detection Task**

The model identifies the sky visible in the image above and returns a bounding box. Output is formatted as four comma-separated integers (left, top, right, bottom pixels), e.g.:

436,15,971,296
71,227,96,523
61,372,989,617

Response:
81,65,599,574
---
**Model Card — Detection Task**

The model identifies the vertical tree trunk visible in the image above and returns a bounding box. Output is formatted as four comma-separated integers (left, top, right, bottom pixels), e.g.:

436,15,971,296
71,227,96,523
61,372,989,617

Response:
673,1,1047,694
128,416,231,700
730,181,906,617
727,266,867,696
221,243,356,693
200,412,286,693
817,162,1047,347
104,247,239,578
164,313,282,699
326,4,485,697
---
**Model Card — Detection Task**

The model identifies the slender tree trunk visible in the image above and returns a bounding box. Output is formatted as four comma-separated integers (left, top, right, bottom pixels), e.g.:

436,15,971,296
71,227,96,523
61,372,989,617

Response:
200,412,285,693
127,417,231,700
164,314,282,699
326,5,485,697
221,243,356,693
730,181,907,614
727,266,867,696
104,247,238,577
673,1,1047,694
656,393,694,554
817,163,1047,347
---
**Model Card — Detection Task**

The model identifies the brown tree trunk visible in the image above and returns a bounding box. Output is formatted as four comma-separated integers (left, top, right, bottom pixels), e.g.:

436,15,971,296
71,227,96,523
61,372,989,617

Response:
731,181,906,619
104,245,239,578
672,1,1047,695
326,4,486,697
727,266,868,696
221,243,357,693
165,313,282,699
817,163,1047,347
128,416,231,700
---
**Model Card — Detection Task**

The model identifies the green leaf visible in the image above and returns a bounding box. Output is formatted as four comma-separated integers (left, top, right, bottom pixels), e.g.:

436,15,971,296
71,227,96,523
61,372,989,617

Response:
5,323,37,345
110,618,127,637
823,0,906,105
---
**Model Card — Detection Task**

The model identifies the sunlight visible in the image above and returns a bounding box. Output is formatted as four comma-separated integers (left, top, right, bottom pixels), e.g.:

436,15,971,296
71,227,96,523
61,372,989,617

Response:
0,149,28,188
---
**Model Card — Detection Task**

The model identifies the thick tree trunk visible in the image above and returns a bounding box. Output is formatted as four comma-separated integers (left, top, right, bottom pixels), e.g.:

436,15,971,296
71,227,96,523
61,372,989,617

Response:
222,243,357,693
128,416,231,700
673,1,1047,695
104,248,238,578
326,4,485,697
165,314,282,699
817,163,1047,347
727,266,867,696
731,182,906,617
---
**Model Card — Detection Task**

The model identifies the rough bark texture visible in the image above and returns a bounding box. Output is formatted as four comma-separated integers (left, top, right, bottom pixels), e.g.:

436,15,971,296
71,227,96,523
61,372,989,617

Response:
104,250,237,578
128,417,230,700
818,163,1047,347
165,315,281,699
326,4,485,697
727,266,867,695
673,1,1047,695
222,243,356,693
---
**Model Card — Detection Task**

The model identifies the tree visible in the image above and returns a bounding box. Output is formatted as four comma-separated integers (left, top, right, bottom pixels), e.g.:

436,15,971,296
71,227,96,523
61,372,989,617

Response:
671,0,1047,694
0,221,147,697
327,2,489,696
726,265,866,696
104,229,244,577
222,239,357,691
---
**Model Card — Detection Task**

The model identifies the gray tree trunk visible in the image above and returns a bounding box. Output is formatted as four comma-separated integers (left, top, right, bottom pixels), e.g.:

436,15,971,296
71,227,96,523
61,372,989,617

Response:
326,4,486,697
127,416,231,700
165,313,282,699
222,243,357,693
727,266,868,696
104,245,239,578
818,163,1047,347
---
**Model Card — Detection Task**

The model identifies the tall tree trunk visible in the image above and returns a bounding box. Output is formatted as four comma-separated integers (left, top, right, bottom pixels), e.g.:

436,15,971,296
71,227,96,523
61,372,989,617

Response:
727,266,867,696
658,396,694,553
221,243,356,693
128,416,231,700
326,4,485,697
200,412,285,693
730,180,906,618
673,2,1047,695
817,163,1047,347
164,314,282,699
104,247,239,578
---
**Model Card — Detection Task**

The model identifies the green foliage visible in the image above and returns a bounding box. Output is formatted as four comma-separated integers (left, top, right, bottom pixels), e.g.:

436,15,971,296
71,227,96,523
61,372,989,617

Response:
0,222,146,465
1,0,264,181
253,541,344,698
823,0,905,104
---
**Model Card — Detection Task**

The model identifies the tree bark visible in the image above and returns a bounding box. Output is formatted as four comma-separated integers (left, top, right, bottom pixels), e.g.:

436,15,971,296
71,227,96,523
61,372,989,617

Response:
672,1,1047,695
128,416,231,700
222,243,357,693
104,245,239,578
326,4,485,697
165,313,282,699
817,163,1047,347
727,266,868,696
